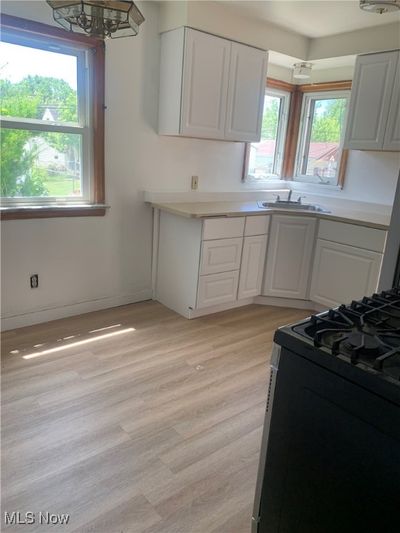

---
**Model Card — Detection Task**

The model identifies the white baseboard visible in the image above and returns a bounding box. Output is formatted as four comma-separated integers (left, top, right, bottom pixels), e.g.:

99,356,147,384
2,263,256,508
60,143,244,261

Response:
1,289,152,331
254,295,317,311
187,297,254,319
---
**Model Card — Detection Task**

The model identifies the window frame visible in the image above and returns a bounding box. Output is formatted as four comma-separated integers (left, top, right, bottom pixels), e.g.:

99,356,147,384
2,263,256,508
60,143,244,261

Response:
244,87,291,182
294,89,350,186
0,15,105,220
242,79,352,189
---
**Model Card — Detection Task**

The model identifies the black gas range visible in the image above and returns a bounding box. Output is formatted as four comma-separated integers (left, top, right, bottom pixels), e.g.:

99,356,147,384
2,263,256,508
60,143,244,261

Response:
291,287,400,405
252,288,400,533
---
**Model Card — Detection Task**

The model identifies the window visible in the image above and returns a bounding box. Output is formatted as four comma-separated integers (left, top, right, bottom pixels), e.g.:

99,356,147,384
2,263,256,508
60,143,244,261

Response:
243,80,352,187
294,91,350,186
0,15,105,219
246,89,290,182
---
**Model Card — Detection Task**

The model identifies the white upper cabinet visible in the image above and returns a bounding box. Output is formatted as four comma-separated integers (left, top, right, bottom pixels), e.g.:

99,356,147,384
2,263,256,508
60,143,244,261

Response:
344,50,399,151
262,216,317,300
383,52,400,151
225,43,268,141
158,27,267,142
181,29,230,139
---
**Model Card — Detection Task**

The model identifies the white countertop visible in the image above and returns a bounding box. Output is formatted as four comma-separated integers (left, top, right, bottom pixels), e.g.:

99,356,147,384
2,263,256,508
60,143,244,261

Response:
149,201,391,230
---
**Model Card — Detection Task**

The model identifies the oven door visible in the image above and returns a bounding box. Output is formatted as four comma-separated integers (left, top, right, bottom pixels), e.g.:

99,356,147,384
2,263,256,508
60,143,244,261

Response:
252,344,281,533
254,347,400,533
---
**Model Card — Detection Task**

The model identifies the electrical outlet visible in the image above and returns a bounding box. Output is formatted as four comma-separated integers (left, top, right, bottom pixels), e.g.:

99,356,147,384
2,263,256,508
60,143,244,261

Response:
191,175,199,190
30,274,39,289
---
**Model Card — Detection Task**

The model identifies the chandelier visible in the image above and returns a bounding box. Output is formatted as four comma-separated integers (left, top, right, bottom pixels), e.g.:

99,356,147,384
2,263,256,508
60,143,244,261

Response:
359,0,400,13
46,1,145,39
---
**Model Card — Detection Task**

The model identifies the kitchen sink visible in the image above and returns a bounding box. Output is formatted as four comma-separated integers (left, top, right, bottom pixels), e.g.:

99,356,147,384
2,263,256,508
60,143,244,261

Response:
257,201,330,213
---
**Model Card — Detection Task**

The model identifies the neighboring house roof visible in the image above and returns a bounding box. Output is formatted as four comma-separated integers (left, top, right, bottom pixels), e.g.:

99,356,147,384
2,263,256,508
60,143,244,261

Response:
40,106,61,122
308,142,338,161
254,140,338,161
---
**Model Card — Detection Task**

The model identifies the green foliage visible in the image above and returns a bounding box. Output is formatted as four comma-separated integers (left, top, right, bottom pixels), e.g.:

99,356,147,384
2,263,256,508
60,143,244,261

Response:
310,99,346,143
1,75,78,198
261,96,280,140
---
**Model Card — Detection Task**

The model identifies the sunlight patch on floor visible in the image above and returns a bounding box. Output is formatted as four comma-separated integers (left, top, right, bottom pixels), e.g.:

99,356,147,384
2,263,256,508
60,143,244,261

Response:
22,327,136,360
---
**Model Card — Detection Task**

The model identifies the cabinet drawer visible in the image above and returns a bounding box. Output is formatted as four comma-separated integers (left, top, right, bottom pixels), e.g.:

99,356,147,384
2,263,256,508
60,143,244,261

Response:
197,271,239,309
318,220,387,253
202,217,245,240
244,215,270,236
200,238,243,275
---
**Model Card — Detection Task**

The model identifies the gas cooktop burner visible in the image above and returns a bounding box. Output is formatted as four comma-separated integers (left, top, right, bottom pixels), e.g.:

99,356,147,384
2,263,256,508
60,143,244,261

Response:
293,288,400,382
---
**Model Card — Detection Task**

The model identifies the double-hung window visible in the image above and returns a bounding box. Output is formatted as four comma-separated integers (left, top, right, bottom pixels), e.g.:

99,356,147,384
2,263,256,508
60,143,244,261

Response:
0,16,105,217
294,90,350,186
245,89,290,182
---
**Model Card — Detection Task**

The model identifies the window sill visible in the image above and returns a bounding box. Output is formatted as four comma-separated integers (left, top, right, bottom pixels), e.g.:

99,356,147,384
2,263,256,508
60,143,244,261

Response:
0,204,109,220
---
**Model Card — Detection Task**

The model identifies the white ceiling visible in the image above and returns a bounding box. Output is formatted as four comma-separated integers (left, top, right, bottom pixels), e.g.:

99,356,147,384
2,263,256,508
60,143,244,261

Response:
218,0,400,38
268,50,356,69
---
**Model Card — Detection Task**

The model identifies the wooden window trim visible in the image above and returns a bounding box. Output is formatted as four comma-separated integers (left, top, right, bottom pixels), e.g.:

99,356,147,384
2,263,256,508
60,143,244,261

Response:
0,15,106,220
0,207,107,220
281,88,303,179
266,78,297,93
243,77,352,187
299,80,352,93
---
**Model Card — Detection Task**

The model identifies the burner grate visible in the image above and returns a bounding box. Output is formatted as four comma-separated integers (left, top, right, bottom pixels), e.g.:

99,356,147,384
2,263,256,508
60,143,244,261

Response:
294,287,400,381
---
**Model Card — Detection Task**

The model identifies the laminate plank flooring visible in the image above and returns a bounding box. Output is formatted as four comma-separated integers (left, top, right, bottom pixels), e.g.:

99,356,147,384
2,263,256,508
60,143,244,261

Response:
1,301,311,532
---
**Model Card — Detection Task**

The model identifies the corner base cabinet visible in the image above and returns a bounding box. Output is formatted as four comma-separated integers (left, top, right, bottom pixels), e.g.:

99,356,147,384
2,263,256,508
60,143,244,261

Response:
155,212,269,318
154,210,387,319
262,215,317,300
158,27,268,142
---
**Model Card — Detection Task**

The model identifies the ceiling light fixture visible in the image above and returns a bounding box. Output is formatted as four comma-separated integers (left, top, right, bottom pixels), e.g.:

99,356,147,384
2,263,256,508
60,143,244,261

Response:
359,0,400,13
46,0,145,39
292,62,313,80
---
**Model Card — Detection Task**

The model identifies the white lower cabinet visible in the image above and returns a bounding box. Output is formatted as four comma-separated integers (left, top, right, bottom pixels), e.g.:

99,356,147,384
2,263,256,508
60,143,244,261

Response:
262,215,317,299
310,239,383,308
238,235,268,299
155,210,387,318
197,270,239,309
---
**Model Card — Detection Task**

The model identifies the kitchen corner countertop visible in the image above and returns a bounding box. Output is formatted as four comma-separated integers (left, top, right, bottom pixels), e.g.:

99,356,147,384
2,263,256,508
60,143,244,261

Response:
149,201,391,230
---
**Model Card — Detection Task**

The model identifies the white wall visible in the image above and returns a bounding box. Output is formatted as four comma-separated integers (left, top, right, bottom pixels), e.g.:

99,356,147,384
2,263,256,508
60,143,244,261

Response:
0,0,245,329
1,1,399,329
308,22,400,61
160,1,400,61
342,151,400,204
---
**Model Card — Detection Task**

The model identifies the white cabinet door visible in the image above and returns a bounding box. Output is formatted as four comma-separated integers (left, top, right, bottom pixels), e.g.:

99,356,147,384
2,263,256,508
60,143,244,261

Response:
225,43,268,142
197,271,239,309
310,240,383,308
200,238,243,275
383,52,400,151
181,29,230,139
263,216,316,299
238,235,268,300
345,51,398,150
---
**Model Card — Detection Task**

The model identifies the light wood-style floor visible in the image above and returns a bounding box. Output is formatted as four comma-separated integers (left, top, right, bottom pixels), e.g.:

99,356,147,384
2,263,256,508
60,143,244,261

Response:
2,301,311,533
